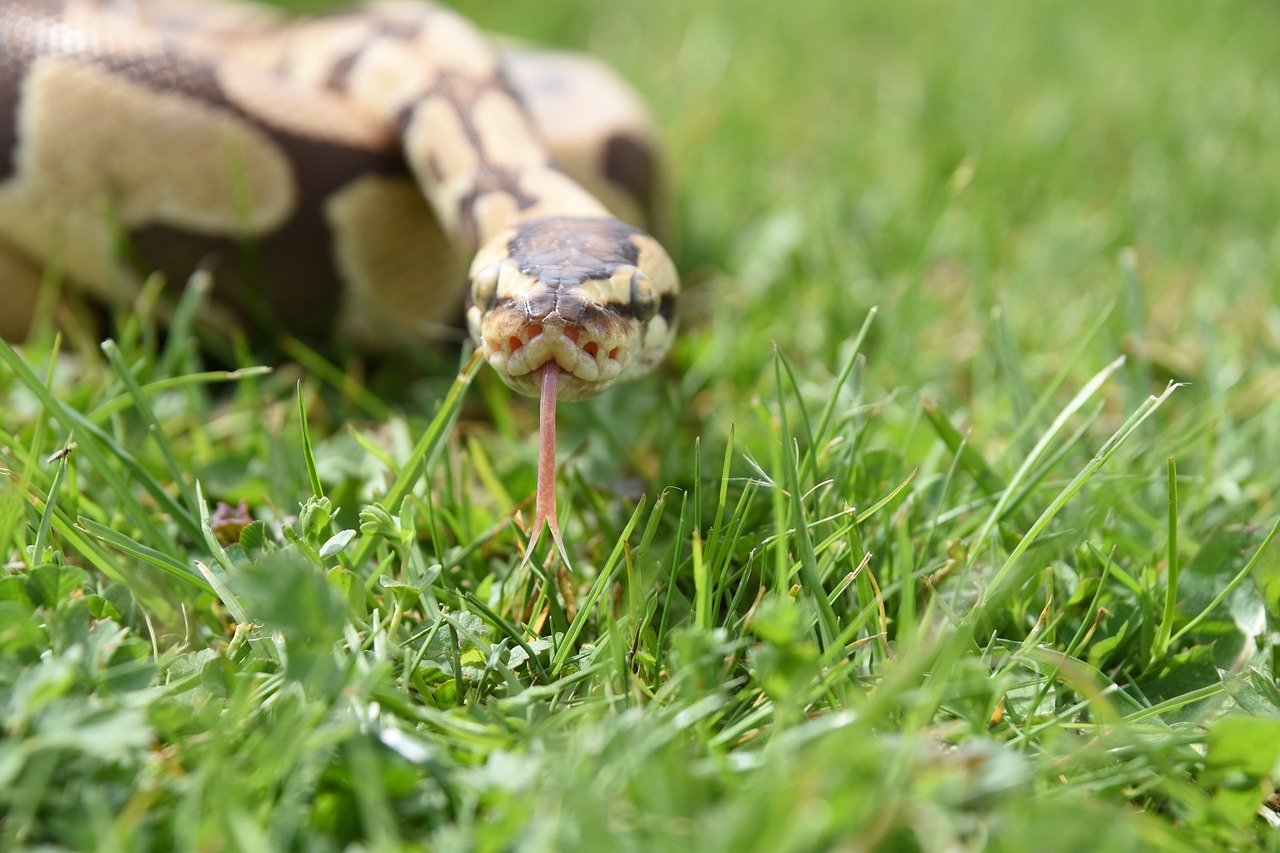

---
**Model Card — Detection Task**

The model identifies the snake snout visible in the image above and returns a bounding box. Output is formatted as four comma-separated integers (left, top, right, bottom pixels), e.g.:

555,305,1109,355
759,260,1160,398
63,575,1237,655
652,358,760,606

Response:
490,316,626,379
477,302,634,400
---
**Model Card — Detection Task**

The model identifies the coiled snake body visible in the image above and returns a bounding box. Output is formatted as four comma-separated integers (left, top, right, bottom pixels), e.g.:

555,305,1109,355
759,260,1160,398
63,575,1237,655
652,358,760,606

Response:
0,0,680,558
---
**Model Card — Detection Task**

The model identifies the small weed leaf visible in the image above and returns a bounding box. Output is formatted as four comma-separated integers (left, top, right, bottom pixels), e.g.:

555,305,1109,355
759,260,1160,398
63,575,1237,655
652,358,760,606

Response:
1202,716,1280,826
319,528,357,559
238,519,269,553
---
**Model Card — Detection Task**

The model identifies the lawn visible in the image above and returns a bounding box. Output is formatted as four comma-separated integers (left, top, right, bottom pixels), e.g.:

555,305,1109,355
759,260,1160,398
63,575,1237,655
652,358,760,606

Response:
4,0,1280,849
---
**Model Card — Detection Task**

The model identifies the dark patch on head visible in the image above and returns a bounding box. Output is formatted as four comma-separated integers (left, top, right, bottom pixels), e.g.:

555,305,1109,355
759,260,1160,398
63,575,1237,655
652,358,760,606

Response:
512,287,557,321
603,134,656,224
507,217,642,288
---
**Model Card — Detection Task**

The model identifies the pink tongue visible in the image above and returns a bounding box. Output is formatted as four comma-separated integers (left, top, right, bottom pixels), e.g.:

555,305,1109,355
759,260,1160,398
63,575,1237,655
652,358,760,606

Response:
528,359,570,568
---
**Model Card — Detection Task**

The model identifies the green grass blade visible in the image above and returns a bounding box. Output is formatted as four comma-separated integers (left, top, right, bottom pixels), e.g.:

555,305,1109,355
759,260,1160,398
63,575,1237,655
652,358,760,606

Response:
280,336,392,420
78,516,214,594
31,450,67,567
100,339,200,518
970,356,1127,563
297,381,324,501
807,306,876,479
156,269,212,378
87,367,271,423
981,381,1182,603
1151,457,1179,664
921,396,1007,497
550,497,646,676
773,347,839,648
348,350,482,569
1171,516,1280,646
0,337,196,547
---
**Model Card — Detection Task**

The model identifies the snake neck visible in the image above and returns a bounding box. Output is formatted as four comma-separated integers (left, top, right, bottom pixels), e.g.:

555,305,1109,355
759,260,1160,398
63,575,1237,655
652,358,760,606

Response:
307,2,613,255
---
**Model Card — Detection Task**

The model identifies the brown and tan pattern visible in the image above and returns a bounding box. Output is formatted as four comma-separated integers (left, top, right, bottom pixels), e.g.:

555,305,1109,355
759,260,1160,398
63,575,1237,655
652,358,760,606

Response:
0,0,677,376
0,0,680,560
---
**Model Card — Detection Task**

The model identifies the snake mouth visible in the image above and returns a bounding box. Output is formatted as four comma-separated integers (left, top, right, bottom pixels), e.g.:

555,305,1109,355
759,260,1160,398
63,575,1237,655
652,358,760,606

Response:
482,313,630,399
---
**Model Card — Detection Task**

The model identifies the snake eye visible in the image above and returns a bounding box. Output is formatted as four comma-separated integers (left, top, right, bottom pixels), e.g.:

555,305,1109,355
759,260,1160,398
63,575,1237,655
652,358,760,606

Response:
472,263,499,312
630,271,657,322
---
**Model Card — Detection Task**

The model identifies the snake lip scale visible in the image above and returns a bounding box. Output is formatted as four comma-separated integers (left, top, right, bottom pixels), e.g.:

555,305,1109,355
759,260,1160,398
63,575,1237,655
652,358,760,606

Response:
0,0,681,563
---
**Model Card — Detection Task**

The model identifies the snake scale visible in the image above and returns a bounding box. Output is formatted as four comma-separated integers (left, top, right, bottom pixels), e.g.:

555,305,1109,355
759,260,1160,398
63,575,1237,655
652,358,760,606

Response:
0,0,681,559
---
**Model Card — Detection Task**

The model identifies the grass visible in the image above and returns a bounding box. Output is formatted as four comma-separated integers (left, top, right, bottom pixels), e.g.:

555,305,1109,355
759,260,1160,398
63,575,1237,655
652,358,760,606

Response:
4,0,1280,849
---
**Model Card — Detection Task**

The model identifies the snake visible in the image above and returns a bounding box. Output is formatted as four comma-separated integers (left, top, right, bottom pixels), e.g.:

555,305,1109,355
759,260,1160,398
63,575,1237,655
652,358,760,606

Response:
0,0,680,560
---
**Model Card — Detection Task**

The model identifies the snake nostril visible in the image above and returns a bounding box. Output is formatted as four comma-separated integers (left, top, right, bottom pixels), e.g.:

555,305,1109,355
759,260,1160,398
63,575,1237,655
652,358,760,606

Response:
608,347,621,361
564,327,580,344
583,341,599,358
509,336,523,352
528,323,543,339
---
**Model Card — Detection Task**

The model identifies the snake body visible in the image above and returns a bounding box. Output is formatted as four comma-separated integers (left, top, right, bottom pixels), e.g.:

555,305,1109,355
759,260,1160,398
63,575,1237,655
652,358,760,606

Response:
0,0,681,557
0,0,679,401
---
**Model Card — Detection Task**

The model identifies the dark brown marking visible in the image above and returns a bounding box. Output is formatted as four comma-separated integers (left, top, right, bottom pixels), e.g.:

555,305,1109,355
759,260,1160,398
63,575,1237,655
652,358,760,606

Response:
658,292,677,324
0,2,64,182
0,41,30,183
603,134,657,224
319,9,431,94
372,15,425,41
426,153,445,182
488,216,655,328
429,68,496,106
507,216,642,288
90,49,400,342
601,291,677,323
324,50,360,91
388,60,540,254
129,114,409,340
390,69,530,250
398,68,520,142
0,5,413,338
1,8,242,118
455,163,538,250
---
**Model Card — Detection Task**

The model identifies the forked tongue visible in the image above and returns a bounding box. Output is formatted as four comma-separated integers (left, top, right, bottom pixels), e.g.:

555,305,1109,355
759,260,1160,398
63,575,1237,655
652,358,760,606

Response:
525,359,572,569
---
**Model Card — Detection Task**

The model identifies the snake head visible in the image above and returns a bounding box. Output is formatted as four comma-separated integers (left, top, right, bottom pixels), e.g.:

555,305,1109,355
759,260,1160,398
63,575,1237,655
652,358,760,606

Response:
465,215,679,400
